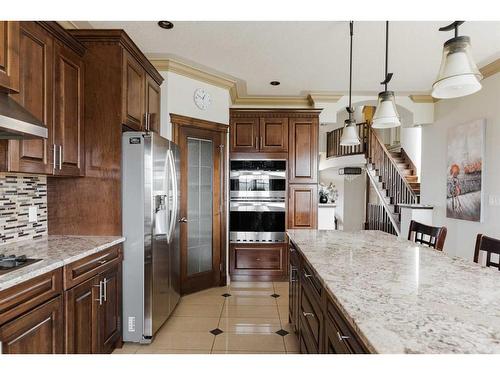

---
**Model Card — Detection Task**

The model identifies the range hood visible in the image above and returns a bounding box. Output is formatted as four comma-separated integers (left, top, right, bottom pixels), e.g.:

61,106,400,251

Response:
0,94,48,139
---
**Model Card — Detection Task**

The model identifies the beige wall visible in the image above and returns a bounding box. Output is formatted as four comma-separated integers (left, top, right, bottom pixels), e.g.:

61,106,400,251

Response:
421,73,500,260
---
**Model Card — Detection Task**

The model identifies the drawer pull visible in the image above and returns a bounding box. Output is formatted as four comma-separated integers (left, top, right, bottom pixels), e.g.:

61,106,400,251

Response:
97,260,107,265
302,312,315,318
337,331,350,341
94,282,104,305
304,271,313,278
256,258,261,261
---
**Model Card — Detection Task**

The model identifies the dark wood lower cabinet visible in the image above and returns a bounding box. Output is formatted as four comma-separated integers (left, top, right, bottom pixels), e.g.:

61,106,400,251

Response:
229,243,288,281
65,275,99,354
288,239,370,354
0,246,123,354
0,296,64,354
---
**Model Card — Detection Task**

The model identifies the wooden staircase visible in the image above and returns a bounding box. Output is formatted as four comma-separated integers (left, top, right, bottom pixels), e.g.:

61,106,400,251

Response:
389,150,421,198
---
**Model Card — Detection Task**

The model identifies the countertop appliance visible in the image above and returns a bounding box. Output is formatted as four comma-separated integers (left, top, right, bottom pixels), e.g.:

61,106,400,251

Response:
230,160,286,243
122,132,181,343
0,254,41,275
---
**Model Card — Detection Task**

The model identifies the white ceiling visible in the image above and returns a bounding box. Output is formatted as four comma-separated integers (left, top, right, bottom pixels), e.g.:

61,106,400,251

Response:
87,21,500,96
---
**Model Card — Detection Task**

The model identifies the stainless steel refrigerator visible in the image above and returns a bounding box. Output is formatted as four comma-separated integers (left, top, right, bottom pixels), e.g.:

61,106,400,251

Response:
122,132,181,343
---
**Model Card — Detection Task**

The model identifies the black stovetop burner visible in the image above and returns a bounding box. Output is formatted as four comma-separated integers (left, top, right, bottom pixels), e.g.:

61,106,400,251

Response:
0,254,41,275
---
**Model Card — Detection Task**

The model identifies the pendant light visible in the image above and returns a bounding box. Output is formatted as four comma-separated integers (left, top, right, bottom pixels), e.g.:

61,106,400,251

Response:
340,21,360,146
432,21,482,99
372,21,401,129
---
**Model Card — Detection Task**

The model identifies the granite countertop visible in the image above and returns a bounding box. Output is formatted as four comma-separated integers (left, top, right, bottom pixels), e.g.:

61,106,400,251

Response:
0,235,125,291
286,229,500,354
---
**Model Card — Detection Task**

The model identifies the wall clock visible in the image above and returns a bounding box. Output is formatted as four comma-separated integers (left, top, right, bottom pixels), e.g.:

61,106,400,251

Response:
194,88,211,110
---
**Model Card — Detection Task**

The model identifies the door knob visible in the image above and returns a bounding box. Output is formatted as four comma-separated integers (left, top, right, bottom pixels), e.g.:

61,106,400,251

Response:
179,217,188,223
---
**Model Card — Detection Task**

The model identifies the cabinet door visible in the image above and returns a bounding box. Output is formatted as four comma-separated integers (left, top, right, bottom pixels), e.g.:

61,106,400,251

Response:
53,42,84,176
0,21,20,92
230,243,287,280
288,184,318,229
8,22,53,174
122,51,145,131
289,117,318,183
298,283,323,354
324,317,349,354
259,117,288,152
98,264,122,353
64,276,100,354
0,296,63,354
230,117,259,152
145,74,161,133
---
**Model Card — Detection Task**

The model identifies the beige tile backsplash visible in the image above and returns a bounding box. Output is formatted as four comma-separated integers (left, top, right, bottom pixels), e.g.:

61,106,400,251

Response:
0,173,48,245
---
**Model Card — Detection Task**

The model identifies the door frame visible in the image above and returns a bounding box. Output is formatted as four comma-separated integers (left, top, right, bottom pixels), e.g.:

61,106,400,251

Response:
171,113,229,293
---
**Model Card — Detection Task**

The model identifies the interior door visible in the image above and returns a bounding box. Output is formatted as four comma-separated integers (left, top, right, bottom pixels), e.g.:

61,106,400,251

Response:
177,126,225,294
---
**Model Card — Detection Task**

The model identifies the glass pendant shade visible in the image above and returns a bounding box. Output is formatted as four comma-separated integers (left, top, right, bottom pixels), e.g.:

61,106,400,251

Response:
340,119,360,146
432,36,482,99
372,91,401,128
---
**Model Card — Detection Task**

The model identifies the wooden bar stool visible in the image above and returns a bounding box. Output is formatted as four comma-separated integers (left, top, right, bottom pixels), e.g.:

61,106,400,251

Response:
407,220,447,251
474,234,500,270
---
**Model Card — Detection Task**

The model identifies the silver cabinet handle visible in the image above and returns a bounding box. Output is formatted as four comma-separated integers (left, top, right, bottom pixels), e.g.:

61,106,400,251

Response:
255,137,258,150
59,145,62,170
179,217,187,223
337,331,350,341
94,282,103,305
97,260,107,265
302,312,315,317
304,271,313,278
103,278,108,302
53,144,57,170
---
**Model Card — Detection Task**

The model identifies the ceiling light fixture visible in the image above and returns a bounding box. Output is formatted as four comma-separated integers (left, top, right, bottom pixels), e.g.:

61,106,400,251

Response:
432,21,482,99
158,21,174,30
340,21,360,147
270,81,281,86
372,21,401,129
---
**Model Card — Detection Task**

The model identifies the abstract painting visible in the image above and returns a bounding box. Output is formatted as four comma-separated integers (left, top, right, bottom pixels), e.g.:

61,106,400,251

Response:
446,119,485,222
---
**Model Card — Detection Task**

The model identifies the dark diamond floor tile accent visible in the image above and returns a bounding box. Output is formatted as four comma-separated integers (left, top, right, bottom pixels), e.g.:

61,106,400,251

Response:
275,329,289,337
222,293,231,297
271,293,280,298
210,328,224,336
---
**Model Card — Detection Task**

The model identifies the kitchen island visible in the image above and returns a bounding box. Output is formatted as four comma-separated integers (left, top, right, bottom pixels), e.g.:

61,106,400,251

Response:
287,229,500,354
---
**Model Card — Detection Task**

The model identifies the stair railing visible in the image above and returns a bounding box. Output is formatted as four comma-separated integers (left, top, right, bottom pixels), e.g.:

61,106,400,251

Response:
368,127,419,207
366,203,398,235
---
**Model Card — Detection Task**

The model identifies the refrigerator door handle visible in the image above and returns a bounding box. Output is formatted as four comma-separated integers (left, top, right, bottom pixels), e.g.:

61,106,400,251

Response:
167,149,178,242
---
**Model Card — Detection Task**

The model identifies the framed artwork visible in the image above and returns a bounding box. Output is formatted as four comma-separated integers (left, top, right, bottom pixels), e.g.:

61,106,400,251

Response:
446,119,485,222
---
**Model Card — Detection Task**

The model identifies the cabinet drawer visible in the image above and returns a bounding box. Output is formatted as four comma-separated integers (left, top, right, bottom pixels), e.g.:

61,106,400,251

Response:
63,245,122,290
235,248,282,270
326,296,368,354
0,268,62,326
299,283,323,352
301,261,322,302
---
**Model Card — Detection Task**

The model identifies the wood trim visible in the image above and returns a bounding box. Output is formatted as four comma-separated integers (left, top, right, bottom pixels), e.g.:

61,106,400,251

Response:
170,113,228,132
37,22,85,56
480,58,500,79
230,108,322,118
69,29,163,85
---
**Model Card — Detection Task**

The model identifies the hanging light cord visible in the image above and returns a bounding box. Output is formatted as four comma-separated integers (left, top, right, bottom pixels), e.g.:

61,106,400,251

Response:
380,21,393,91
347,21,353,120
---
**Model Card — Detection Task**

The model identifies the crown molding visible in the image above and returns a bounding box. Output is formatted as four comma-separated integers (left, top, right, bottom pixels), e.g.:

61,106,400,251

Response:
408,95,437,103
233,96,312,107
57,21,79,30
480,58,500,79
307,93,343,104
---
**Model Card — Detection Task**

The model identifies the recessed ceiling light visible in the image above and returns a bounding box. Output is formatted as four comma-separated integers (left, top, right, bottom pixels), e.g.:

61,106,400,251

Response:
158,21,174,30
270,81,280,86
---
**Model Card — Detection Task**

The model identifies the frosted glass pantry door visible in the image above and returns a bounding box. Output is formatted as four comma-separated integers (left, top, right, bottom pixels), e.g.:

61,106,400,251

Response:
187,137,213,276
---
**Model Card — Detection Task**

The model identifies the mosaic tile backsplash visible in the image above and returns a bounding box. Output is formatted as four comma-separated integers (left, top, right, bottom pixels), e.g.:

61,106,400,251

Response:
0,173,48,245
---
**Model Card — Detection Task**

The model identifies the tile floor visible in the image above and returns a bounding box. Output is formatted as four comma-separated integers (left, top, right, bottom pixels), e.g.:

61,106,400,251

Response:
113,281,300,354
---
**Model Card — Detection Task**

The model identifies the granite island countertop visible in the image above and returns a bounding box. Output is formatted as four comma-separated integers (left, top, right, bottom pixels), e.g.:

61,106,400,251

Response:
0,235,125,291
286,229,500,354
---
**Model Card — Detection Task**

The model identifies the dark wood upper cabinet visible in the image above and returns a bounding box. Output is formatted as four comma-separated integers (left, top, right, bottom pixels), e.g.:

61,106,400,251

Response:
145,74,161,133
7,22,53,174
0,21,20,93
64,275,99,354
259,117,288,152
122,50,145,131
289,117,318,184
53,41,85,176
0,296,64,354
288,184,318,229
230,117,259,152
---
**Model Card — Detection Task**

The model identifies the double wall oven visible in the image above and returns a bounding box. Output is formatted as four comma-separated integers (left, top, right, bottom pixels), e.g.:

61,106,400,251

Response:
230,160,286,243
